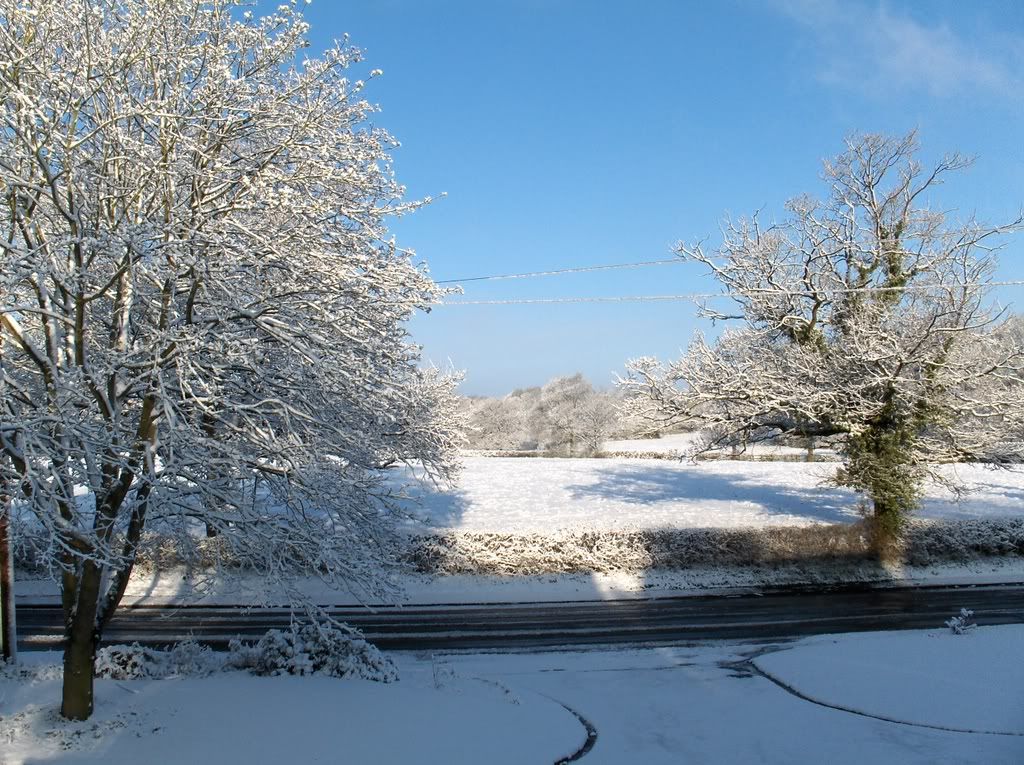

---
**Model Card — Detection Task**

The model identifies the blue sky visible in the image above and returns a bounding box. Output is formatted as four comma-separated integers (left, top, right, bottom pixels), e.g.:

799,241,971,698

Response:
277,0,1024,395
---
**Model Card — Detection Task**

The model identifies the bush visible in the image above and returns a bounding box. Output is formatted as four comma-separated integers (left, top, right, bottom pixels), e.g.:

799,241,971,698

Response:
945,608,977,635
95,640,219,680
228,621,397,682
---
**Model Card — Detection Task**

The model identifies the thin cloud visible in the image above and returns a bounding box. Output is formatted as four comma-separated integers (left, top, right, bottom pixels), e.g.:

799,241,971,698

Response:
775,0,1023,99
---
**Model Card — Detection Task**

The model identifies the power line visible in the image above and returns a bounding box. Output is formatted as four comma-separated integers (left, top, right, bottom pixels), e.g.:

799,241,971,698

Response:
438,280,1024,306
436,258,682,284
441,294,717,306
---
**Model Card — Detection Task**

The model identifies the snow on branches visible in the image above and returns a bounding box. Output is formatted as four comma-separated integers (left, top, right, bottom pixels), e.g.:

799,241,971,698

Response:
0,0,459,718
623,132,1024,543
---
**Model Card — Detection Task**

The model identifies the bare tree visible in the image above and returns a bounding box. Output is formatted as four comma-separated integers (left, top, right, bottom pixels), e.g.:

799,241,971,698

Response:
0,0,460,719
538,374,593,456
624,133,1024,550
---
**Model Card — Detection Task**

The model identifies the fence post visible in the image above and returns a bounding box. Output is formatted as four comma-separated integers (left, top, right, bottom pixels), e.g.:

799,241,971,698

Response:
0,498,16,663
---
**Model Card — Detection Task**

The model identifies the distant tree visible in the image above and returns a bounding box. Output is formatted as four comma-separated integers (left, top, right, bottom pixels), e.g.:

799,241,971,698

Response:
462,375,622,455
0,0,459,719
461,396,529,450
537,374,591,455
577,391,620,454
537,374,618,456
624,133,1024,552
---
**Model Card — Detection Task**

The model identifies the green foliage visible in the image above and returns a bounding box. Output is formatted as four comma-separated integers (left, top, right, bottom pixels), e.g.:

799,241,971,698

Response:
835,397,926,540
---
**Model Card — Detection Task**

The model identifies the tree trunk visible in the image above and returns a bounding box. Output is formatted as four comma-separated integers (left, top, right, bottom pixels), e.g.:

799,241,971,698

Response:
869,497,905,563
61,628,98,720
61,562,103,720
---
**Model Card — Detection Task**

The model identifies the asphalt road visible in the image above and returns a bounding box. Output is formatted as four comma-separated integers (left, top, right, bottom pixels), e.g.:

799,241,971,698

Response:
17,583,1024,651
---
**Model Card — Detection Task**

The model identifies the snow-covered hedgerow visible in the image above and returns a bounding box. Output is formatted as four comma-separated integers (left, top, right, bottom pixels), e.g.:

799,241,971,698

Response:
471,449,838,461
11,529,243,578
16,519,1024,577
228,622,397,683
593,450,839,462
403,526,871,575
904,518,1024,566
406,530,654,575
405,518,1024,575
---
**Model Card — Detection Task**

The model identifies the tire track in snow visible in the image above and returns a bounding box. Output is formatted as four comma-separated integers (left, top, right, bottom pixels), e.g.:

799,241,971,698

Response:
546,695,598,763
747,652,1024,737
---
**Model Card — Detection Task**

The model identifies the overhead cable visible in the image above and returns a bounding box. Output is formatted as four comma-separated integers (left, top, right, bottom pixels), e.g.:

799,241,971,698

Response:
436,258,682,284
438,280,1024,306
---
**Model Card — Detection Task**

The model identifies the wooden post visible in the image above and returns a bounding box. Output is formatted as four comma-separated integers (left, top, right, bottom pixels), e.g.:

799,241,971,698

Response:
0,304,15,662
0,498,15,663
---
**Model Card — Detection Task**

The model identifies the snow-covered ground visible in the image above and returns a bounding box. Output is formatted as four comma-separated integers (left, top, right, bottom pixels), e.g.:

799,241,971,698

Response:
399,456,1023,532
0,655,581,764
3,625,1021,764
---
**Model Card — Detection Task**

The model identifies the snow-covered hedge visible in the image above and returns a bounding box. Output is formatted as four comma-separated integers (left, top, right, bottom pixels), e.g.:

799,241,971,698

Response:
904,518,1024,566
404,526,867,575
15,518,1024,577
405,518,1024,575
471,448,838,462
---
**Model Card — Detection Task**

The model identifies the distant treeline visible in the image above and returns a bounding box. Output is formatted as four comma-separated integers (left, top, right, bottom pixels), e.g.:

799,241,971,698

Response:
459,373,643,455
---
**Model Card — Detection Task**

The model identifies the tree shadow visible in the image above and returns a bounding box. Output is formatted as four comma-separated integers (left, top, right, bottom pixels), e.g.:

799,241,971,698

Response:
392,477,473,532
564,462,860,524
918,465,1024,520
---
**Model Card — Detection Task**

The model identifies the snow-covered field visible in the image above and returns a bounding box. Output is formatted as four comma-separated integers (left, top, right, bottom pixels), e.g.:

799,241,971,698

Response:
3,625,1021,764
399,456,1023,533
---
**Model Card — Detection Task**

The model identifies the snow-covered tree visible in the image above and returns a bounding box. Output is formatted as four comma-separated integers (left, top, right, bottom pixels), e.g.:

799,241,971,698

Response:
537,374,592,455
460,375,622,455
624,133,1024,550
0,0,460,719
537,374,617,456
460,394,533,451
